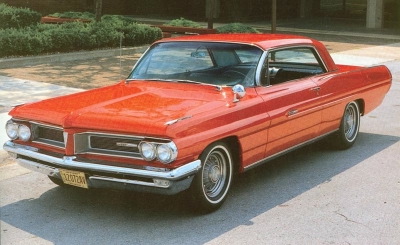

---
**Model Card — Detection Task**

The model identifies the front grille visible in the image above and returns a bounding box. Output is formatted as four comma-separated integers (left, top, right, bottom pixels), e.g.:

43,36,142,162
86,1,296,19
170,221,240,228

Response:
32,123,64,148
75,133,144,159
90,136,140,153
25,120,169,160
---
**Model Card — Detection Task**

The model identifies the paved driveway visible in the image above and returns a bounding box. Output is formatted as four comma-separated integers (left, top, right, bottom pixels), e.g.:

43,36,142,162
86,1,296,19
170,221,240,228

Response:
1,41,399,244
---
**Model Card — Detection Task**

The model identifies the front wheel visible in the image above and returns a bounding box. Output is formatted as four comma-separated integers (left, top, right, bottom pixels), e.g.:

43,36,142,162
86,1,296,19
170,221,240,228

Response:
189,142,234,213
332,101,361,150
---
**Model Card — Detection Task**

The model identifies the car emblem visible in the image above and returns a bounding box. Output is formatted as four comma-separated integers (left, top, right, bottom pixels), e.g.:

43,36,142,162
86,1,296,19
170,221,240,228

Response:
165,115,192,125
116,142,137,148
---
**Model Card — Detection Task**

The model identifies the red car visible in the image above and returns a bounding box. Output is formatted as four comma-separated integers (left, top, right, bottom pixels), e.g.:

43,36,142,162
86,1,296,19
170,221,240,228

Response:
4,34,391,212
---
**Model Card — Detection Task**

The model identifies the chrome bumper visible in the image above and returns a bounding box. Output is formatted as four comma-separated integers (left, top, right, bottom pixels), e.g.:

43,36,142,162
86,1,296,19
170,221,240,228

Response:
3,141,201,195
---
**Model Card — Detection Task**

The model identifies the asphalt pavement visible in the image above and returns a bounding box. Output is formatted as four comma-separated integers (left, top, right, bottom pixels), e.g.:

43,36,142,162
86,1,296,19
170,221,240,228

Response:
1,28,400,244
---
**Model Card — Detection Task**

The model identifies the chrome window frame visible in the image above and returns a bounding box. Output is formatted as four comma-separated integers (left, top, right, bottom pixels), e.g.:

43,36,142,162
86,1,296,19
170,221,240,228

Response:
255,45,329,87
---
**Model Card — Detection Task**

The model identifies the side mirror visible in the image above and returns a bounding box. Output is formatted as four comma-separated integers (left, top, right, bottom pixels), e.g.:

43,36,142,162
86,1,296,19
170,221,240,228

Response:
190,51,206,58
232,84,246,103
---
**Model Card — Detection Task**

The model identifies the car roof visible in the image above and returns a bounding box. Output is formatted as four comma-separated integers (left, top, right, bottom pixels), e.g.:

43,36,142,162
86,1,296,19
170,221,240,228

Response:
156,34,316,50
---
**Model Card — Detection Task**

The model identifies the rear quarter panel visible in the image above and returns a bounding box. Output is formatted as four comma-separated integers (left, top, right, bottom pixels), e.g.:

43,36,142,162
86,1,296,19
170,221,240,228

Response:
359,65,392,114
312,65,391,134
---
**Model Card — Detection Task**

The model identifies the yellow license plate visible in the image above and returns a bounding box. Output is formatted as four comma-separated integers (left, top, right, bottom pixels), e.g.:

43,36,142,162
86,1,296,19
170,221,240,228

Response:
59,169,88,189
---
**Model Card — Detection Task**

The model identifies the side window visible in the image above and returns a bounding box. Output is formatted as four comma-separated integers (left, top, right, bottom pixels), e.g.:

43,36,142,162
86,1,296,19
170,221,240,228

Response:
265,47,326,86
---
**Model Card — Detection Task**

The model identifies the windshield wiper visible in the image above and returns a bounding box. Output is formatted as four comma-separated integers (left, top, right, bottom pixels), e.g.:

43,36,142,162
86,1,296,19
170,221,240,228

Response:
126,78,223,91
169,79,223,91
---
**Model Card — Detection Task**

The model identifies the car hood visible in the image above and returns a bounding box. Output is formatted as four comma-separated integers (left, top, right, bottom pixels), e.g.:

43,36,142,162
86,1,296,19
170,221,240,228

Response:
10,81,236,136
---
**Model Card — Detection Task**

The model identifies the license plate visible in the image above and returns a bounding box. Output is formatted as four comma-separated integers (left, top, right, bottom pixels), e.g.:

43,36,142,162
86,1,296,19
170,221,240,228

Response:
59,169,88,189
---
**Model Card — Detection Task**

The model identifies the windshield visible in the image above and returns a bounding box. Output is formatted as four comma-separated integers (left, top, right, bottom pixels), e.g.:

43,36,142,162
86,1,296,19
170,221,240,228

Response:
128,42,263,87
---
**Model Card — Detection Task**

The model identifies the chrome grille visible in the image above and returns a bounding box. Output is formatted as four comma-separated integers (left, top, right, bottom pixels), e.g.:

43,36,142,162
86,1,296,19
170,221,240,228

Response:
32,123,65,148
90,136,139,153
75,133,144,159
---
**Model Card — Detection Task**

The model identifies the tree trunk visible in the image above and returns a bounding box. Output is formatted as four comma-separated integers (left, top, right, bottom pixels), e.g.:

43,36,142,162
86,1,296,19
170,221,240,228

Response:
206,0,220,29
95,0,103,22
271,0,277,33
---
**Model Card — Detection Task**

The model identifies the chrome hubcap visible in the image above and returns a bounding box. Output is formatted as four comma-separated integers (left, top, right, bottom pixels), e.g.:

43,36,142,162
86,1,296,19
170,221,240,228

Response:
209,165,221,183
344,105,357,140
203,151,226,198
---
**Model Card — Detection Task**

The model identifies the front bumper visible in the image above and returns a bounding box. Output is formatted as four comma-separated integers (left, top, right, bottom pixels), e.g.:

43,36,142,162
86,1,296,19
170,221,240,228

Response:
3,141,201,195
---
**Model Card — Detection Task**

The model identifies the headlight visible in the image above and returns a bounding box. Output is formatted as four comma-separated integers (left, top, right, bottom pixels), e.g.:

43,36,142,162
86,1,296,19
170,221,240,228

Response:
18,124,32,141
139,142,156,161
6,120,18,140
139,140,178,164
156,142,178,164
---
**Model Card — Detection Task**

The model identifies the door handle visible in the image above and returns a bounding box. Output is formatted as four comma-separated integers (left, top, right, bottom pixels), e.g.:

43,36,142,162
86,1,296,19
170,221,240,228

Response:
287,109,298,116
310,87,321,92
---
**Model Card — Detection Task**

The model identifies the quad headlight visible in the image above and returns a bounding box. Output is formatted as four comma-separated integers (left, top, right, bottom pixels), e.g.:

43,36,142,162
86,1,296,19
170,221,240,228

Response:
139,142,157,161
139,141,177,164
156,142,178,163
6,120,32,142
18,124,32,141
6,120,18,140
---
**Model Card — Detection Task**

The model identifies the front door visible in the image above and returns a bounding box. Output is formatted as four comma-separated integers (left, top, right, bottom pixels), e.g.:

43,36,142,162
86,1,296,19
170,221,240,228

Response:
256,46,327,158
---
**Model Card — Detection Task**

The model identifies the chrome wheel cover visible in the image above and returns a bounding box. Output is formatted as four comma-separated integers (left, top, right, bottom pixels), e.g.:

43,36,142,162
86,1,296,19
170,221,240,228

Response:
202,151,227,199
344,103,358,141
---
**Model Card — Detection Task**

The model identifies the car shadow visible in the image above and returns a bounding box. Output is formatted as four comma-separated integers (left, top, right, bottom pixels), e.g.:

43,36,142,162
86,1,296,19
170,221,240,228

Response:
1,132,399,244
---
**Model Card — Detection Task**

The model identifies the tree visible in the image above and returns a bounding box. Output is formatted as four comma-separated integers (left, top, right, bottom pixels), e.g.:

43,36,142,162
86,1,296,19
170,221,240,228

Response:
95,0,102,22
206,0,220,29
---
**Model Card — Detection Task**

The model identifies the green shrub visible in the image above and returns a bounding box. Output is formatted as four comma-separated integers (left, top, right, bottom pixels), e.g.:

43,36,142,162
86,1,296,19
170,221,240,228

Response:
116,23,162,46
43,23,94,52
165,17,201,28
0,3,41,29
216,23,260,33
101,15,136,24
49,11,95,20
0,9,162,57
37,22,121,53
89,22,123,48
0,20,162,58
0,26,47,57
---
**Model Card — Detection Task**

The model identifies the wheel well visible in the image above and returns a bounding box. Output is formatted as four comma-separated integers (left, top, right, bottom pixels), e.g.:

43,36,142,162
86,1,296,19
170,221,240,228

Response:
355,99,365,115
220,136,242,174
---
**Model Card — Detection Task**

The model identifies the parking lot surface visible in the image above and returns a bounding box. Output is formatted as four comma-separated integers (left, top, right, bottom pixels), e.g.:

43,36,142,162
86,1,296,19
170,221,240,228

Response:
1,32,399,244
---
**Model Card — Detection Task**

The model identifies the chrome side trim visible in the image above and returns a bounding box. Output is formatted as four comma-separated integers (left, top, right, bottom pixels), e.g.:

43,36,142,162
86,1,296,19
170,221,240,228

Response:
244,130,338,171
3,141,201,181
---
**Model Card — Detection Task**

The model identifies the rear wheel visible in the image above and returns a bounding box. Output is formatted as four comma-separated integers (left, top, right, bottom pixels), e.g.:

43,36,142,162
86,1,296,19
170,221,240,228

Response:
332,101,360,149
189,142,233,213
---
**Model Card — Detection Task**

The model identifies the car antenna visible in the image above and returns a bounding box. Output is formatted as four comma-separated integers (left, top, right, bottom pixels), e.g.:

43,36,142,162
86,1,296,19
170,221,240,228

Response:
119,34,123,80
